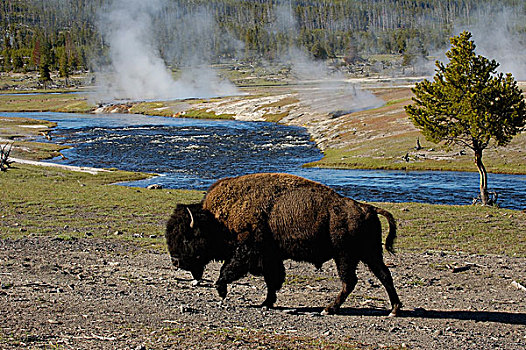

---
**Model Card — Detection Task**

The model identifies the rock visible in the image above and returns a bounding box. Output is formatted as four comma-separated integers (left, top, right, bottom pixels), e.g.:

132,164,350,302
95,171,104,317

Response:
147,184,163,190
114,230,123,236
179,305,197,314
47,319,63,325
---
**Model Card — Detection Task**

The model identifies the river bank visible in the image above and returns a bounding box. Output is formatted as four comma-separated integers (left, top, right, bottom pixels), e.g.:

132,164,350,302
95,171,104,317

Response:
2,79,525,175
4,111,526,209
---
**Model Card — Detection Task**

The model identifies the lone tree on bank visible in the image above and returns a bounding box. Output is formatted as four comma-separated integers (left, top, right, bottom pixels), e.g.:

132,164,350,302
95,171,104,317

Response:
405,31,526,205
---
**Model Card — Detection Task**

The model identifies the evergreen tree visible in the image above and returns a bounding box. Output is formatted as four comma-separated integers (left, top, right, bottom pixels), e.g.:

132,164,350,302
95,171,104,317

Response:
59,49,70,82
310,41,328,60
39,60,51,87
405,31,526,205
11,50,24,71
38,39,52,87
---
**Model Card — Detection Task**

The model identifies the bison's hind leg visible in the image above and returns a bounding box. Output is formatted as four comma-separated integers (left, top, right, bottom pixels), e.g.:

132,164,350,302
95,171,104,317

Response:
260,255,286,308
322,257,359,315
364,257,402,317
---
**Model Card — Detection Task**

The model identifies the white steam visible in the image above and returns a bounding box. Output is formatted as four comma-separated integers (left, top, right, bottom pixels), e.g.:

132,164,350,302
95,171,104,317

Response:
94,0,238,103
458,5,526,80
271,2,384,115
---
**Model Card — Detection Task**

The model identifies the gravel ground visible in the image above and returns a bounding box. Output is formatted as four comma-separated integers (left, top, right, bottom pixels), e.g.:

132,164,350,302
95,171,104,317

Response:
1,236,525,349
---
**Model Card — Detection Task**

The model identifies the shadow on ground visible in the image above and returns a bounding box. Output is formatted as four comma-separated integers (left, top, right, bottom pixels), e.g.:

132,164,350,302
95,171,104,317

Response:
284,306,526,325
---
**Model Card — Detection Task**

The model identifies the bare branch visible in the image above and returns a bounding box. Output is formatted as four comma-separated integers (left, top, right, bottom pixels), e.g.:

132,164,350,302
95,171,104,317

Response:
1,143,14,172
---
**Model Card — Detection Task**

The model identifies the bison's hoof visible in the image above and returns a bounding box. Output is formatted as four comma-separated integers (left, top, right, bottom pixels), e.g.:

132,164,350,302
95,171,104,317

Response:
321,307,336,316
259,300,275,309
388,304,402,317
215,284,227,299
191,279,201,287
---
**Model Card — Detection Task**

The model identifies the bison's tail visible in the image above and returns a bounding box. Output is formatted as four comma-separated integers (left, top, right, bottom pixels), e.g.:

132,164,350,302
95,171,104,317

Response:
374,207,397,255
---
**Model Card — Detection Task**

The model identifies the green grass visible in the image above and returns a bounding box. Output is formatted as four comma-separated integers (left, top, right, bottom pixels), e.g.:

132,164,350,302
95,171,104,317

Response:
307,133,526,174
0,115,57,136
0,164,204,250
377,202,526,257
263,110,290,122
10,140,68,160
181,108,235,120
129,102,176,117
255,96,299,110
1,164,524,257
0,116,69,160
0,92,93,113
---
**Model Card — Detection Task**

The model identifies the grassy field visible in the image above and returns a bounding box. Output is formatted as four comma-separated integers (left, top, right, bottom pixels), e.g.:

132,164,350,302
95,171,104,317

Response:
0,164,203,250
0,115,68,160
2,164,524,257
0,91,92,113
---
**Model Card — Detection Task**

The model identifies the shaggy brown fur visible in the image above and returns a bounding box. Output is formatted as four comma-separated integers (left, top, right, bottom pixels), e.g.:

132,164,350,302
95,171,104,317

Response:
166,173,402,316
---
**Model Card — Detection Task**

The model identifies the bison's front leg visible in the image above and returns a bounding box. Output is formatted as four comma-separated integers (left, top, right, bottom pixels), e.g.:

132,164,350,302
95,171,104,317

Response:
214,244,251,300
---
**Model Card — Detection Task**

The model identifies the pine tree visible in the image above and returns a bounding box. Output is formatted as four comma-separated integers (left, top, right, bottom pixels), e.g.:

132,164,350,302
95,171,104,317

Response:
59,49,70,82
310,41,328,60
405,31,526,205
39,60,51,88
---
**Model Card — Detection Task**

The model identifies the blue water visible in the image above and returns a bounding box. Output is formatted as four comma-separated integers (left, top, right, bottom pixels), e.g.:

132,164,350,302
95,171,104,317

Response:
4,111,526,210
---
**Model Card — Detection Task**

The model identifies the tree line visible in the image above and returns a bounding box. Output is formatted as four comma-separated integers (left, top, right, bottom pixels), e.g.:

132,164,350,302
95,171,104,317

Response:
1,0,525,76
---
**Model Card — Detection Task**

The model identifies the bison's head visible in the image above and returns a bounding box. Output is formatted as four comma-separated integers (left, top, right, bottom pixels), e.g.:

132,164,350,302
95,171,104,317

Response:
165,203,216,280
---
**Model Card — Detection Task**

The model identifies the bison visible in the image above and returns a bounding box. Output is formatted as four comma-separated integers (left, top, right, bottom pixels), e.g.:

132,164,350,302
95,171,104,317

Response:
166,173,402,316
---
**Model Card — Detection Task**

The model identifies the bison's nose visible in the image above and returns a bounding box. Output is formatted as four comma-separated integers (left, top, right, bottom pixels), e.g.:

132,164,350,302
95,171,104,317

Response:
171,257,180,269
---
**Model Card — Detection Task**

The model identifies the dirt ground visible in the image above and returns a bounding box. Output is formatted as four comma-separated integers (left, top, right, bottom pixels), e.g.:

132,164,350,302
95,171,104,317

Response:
1,236,524,349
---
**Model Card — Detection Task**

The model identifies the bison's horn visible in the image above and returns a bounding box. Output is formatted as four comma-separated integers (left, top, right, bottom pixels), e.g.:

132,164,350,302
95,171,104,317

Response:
186,207,195,229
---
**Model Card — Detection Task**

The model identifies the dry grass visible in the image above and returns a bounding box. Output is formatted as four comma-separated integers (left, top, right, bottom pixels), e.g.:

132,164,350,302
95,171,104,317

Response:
308,87,526,174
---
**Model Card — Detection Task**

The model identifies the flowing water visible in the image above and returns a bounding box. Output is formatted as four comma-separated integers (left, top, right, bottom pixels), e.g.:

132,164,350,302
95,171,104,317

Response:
5,111,526,210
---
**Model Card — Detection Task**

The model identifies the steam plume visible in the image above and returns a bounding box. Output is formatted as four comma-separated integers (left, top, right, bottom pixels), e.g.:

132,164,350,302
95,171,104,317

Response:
458,4,526,80
94,0,238,103
271,1,384,115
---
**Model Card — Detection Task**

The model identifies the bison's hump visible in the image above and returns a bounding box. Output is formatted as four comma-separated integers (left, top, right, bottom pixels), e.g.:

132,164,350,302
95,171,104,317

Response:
202,173,348,232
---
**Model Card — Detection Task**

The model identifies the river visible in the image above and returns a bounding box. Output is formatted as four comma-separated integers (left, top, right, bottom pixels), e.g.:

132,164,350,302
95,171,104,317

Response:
5,111,526,210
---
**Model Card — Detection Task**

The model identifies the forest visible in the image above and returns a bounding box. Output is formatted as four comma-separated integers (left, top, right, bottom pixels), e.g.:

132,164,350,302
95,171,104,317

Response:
1,0,525,77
